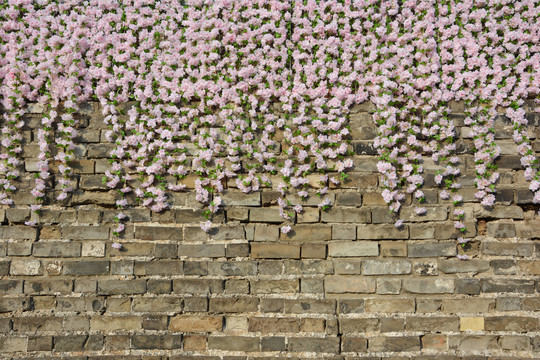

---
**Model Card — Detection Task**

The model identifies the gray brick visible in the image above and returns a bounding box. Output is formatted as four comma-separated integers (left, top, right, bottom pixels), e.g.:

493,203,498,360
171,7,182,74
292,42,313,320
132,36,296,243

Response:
439,260,490,274
288,337,340,353
0,226,37,240
208,336,259,352
136,226,182,240
33,242,81,257
221,191,261,206
178,244,225,258
362,260,411,275
62,226,109,240
63,261,110,275
208,262,257,276
357,224,408,239
321,208,370,223
408,243,456,257
98,280,146,295
403,279,454,294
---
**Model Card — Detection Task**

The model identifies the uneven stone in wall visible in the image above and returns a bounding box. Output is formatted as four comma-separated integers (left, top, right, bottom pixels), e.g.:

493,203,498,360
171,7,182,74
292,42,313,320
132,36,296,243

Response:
0,101,539,359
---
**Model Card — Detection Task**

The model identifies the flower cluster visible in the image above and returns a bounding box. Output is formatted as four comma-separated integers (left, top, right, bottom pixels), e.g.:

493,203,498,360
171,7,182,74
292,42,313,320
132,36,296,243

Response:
0,0,539,240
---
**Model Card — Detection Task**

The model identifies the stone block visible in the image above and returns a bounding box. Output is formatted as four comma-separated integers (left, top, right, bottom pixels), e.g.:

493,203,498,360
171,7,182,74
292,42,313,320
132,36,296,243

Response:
207,336,259,351
408,243,456,257
251,244,300,259
362,260,411,275
63,261,109,275
33,242,81,257
288,337,340,353
356,224,408,239
403,279,454,294
325,276,375,293
321,208,370,223
328,241,378,257
460,317,484,331
10,259,41,276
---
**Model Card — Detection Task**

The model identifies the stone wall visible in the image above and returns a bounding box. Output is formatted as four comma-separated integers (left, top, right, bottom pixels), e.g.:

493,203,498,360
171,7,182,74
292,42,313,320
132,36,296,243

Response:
1,100,540,359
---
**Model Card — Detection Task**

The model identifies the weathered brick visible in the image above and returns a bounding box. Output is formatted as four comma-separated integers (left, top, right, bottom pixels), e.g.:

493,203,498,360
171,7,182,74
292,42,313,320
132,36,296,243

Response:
439,260,490,274
301,244,326,258
0,337,27,352
248,317,299,333
380,241,407,257
281,224,332,241
0,297,32,312
485,316,540,332
356,224,408,239
482,242,534,256
482,279,535,294
408,243,456,257
251,243,300,259
131,335,182,349
169,315,222,332
362,260,411,275
13,317,63,331
253,226,280,241
24,280,72,294
209,297,258,313
369,336,421,352
487,222,516,238
284,299,335,314
207,336,259,351
333,259,361,274
441,299,494,313
328,241,378,257
62,226,109,240
401,206,448,221
208,261,257,276
249,208,284,223
55,335,104,352
90,316,142,331
81,242,106,257
288,337,340,353
406,317,459,331
211,225,245,240
403,279,454,294
136,226,182,240
222,191,260,206
27,336,53,351
132,297,182,312
321,208,370,223
10,259,41,276
173,279,222,294
325,276,376,293
97,280,146,295
0,226,37,240
251,280,299,294
365,299,414,313
63,261,109,275
339,318,378,333
284,259,333,275
33,242,81,257
376,278,402,295
7,242,32,256
134,261,183,275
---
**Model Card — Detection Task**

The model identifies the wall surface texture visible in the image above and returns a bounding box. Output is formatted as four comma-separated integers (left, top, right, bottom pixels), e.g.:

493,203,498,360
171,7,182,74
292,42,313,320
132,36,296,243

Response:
1,100,540,359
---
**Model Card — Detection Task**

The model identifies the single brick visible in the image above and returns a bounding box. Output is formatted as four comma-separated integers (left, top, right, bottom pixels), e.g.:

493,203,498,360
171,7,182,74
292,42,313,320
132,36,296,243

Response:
408,243,456,257
134,260,183,275
403,279,454,294
178,244,225,258
251,243,300,259
251,280,299,294
132,297,182,312
90,316,142,331
221,191,260,206
169,315,222,332
288,337,340,354
98,280,146,295
485,316,540,332
365,299,414,313
482,279,535,294
356,224,408,240
253,226,280,241
10,259,41,276
460,317,485,331
362,260,411,275
248,317,300,333
482,242,534,256
339,318,379,333
173,279,222,294
487,222,516,238
325,276,376,293
33,242,81,257
207,336,259,351
406,316,460,332
369,336,421,352
0,297,32,312
284,299,335,314
321,208,371,223
209,297,258,313
249,208,283,223
62,226,109,240
328,241,378,257
63,261,109,275
439,260,490,274
281,224,331,241
301,244,326,258
376,278,402,295
131,335,182,349
208,261,257,276
0,226,37,240
136,226,182,240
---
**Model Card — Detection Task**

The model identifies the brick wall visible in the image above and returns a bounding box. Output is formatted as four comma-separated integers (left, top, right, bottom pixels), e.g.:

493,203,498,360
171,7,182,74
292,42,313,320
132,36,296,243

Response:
1,100,540,359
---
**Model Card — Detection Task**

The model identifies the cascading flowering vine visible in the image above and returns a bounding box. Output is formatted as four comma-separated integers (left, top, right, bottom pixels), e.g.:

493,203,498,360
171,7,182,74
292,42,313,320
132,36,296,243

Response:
0,0,539,240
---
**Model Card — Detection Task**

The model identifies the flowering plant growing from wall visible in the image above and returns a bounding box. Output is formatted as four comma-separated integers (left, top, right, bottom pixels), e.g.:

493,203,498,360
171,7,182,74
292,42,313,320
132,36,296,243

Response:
0,0,539,239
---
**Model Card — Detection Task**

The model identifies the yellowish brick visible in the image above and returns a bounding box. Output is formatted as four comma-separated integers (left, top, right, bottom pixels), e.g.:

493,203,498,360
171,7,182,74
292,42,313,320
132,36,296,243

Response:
460,317,484,331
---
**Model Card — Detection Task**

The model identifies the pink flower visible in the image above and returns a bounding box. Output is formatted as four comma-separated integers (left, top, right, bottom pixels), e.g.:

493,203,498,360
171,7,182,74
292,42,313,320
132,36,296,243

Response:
200,221,212,233
281,225,291,234
111,242,123,250
415,207,426,215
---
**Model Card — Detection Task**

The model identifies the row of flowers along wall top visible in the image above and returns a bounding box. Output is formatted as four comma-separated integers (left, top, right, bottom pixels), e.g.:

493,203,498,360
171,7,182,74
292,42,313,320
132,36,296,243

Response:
0,0,539,243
